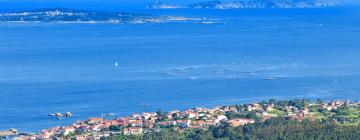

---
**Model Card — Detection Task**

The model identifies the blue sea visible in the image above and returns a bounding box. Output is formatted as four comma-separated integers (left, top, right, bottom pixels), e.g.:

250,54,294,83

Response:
1,7,360,132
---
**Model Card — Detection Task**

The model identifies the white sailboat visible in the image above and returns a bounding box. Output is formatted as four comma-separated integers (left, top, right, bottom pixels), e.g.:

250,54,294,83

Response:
115,62,119,67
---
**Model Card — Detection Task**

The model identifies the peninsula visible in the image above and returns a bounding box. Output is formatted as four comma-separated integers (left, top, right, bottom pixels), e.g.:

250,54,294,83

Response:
0,8,208,24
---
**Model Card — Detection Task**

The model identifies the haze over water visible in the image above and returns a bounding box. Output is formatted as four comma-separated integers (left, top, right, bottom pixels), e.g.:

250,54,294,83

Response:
1,7,360,132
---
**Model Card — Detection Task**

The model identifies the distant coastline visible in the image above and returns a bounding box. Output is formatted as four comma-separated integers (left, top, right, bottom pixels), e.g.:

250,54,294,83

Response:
2,99,360,139
0,8,211,24
147,0,342,9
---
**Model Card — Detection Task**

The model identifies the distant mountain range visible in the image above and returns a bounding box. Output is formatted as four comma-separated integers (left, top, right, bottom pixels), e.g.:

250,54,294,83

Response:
148,0,341,9
0,8,207,23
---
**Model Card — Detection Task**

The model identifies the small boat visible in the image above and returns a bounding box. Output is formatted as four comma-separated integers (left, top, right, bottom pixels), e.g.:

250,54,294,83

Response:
266,77,280,80
64,112,73,117
108,113,115,116
189,77,198,80
115,62,119,67
55,113,63,117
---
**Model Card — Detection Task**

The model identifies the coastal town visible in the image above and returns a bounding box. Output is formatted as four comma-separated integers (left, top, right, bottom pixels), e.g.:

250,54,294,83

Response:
2,99,360,140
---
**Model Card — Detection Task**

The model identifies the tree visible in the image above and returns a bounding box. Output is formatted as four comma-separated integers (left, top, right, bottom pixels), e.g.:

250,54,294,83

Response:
109,125,121,131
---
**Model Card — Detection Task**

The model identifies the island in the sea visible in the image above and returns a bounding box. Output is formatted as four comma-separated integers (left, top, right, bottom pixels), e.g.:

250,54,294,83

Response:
0,8,209,24
148,0,341,9
2,99,360,139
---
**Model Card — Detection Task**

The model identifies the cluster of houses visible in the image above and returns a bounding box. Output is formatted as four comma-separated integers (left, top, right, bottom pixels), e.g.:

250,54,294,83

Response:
6,99,359,140
11,107,255,139
320,100,351,111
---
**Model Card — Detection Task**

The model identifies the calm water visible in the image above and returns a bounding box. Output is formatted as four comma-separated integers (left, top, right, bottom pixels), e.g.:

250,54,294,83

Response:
1,8,360,132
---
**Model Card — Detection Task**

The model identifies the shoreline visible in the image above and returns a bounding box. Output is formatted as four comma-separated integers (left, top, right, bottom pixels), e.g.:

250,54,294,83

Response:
2,98,360,139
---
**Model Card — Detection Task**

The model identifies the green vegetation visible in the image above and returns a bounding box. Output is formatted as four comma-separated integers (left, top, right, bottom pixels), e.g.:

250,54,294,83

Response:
268,108,286,117
332,107,360,125
102,99,360,140
102,118,360,140
109,125,122,131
